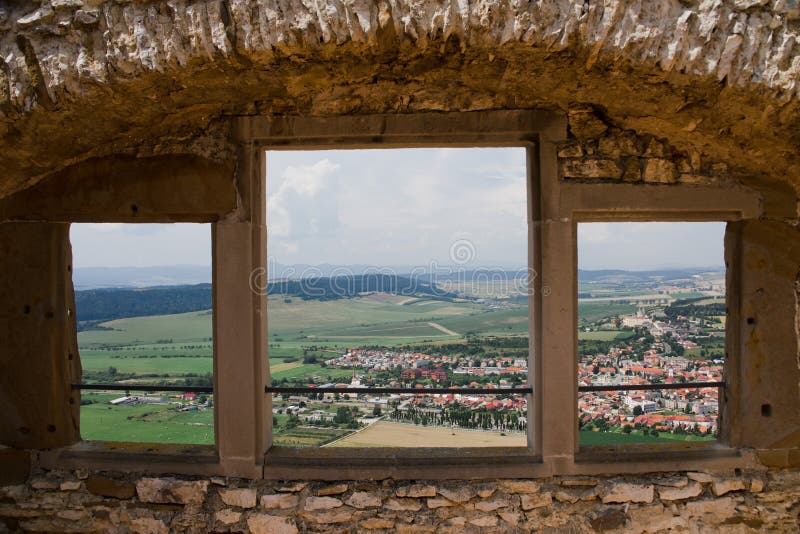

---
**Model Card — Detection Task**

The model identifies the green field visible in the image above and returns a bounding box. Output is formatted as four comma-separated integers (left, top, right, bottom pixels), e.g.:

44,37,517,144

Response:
578,330,635,341
79,310,212,346
579,429,715,445
80,393,213,444
578,302,637,323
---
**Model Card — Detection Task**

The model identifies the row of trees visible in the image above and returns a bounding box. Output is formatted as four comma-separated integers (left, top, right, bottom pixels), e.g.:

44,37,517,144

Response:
388,404,526,432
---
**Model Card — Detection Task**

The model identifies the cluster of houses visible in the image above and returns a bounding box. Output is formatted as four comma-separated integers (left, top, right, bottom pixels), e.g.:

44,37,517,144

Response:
326,348,527,380
579,309,723,435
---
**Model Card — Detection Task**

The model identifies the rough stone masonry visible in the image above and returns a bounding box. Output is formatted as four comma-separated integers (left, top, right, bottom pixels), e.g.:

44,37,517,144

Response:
2,468,799,533
1,0,800,200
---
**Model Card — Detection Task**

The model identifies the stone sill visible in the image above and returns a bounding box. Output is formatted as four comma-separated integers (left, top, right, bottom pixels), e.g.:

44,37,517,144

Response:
30,441,765,480
264,446,543,480
35,441,224,477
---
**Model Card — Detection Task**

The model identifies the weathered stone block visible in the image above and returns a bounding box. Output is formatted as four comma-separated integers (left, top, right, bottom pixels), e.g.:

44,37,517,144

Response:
558,143,584,158
396,524,436,534
474,499,508,511
476,483,497,498
554,487,597,503
59,481,81,491
561,158,622,179
568,107,608,141
711,477,746,496
215,508,241,525
396,484,436,498
218,488,256,508
499,480,540,494
427,498,456,508
384,498,423,511
437,486,475,503
346,491,381,509
469,514,498,527
130,516,169,534
685,497,737,520
589,508,627,531
86,477,135,499
642,158,678,183
687,472,714,484
498,511,522,526
601,483,654,504
261,493,299,509
361,517,395,529
304,509,356,524
135,478,208,505
317,483,348,495
520,492,552,510
304,496,343,511
276,482,307,493
30,478,59,490
247,513,299,534
658,481,703,501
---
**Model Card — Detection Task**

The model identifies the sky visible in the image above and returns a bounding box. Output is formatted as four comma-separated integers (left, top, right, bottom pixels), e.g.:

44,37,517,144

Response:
69,148,725,270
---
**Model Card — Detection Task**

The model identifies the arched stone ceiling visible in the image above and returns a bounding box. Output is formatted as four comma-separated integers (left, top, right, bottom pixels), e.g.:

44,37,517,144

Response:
2,0,800,201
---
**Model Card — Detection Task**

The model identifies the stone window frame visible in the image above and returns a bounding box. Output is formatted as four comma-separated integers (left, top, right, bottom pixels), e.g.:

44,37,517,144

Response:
38,110,766,479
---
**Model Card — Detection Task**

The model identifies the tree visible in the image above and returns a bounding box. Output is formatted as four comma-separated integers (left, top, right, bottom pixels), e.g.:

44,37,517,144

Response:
334,406,354,425
372,406,382,417
622,425,633,434
633,405,643,416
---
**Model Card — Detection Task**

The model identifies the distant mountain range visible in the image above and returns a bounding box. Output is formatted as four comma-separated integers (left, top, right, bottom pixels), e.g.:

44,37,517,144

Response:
74,264,724,289
73,266,724,324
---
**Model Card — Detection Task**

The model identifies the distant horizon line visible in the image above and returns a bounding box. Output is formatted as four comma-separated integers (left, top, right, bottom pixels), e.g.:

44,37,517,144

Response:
73,263,727,272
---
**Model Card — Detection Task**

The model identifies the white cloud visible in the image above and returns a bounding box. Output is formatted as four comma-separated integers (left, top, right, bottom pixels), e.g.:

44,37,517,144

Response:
267,159,340,239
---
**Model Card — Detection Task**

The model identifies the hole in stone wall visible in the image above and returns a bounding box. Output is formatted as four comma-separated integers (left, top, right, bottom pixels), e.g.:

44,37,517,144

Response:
747,317,756,325
46,424,56,433
23,305,30,314
69,223,214,445
761,404,772,417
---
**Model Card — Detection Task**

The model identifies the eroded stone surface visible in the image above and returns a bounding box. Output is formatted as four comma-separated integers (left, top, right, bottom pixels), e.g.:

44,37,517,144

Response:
1,470,798,533
303,496,343,511
602,483,655,504
218,488,256,509
260,493,299,510
135,478,208,505
0,0,799,205
247,513,299,534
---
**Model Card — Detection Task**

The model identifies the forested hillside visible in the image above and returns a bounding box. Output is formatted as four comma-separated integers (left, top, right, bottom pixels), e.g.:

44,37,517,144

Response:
75,274,458,322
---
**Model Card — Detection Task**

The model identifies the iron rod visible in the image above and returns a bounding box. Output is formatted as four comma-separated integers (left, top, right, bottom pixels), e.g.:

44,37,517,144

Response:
265,386,533,395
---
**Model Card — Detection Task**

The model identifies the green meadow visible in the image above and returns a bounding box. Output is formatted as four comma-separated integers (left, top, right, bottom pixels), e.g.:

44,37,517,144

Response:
80,393,213,444
579,430,715,446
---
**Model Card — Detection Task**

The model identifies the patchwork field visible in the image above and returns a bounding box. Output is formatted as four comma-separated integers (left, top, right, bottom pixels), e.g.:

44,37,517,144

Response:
327,421,528,448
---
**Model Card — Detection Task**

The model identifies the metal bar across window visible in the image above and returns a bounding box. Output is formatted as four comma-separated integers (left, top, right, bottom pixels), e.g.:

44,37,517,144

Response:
265,386,533,395
578,381,724,392
72,384,214,393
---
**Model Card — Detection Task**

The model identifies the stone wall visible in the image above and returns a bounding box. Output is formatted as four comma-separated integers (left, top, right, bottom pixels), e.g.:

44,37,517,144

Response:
1,468,798,533
2,0,800,200
558,105,736,187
